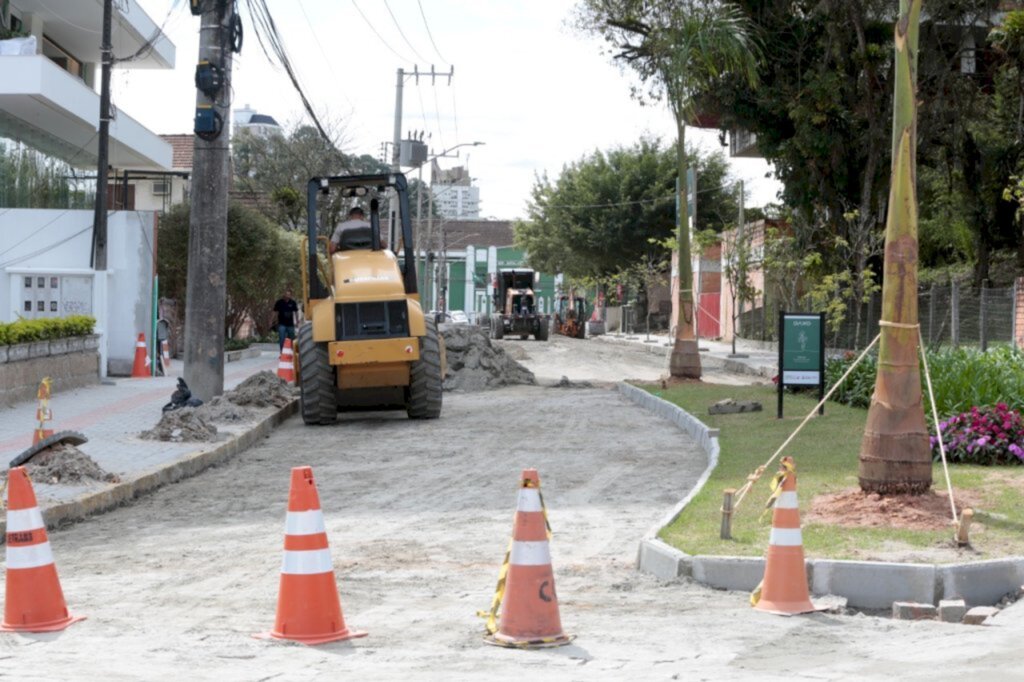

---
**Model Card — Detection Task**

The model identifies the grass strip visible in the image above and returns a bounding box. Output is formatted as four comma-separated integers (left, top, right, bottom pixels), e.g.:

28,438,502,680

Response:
645,382,1024,561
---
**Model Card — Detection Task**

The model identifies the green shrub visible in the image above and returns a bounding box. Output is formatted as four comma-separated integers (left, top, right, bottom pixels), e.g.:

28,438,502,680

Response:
0,315,95,346
224,338,252,351
827,346,1024,417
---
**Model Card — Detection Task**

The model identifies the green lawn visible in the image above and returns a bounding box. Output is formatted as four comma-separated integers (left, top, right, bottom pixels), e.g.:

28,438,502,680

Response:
645,382,1024,562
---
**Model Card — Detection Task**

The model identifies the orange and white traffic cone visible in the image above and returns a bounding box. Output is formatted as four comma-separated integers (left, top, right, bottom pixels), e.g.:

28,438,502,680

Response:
131,333,150,378
752,456,821,615
161,340,172,370
256,466,365,645
32,377,54,445
277,338,295,383
1,467,85,633
483,468,572,649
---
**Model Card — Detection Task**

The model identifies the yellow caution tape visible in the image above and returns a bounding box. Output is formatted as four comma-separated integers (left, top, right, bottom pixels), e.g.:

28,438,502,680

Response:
759,458,796,522
477,477,551,636
750,579,763,606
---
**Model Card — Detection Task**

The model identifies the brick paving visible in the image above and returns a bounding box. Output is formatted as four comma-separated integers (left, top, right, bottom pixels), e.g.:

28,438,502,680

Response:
0,352,278,504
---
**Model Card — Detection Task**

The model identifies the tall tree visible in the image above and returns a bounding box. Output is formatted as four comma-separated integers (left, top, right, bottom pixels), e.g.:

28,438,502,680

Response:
515,138,736,279
859,0,931,495
577,0,759,379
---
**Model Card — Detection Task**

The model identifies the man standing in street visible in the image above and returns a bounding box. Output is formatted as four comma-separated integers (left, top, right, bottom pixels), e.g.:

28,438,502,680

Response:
273,289,299,352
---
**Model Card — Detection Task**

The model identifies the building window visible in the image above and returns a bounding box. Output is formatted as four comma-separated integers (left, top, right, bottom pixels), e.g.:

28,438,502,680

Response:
24,276,32,288
41,35,84,80
24,301,31,312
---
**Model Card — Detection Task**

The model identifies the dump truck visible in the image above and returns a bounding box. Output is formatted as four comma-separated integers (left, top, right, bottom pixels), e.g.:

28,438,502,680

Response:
296,173,443,424
553,295,586,339
488,268,549,341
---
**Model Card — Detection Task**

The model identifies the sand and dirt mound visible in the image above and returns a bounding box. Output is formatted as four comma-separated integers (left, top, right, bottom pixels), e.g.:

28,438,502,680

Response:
19,444,119,485
807,488,980,531
223,371,294,408
440,324,535,391
199,396,255,423
141,408,218,442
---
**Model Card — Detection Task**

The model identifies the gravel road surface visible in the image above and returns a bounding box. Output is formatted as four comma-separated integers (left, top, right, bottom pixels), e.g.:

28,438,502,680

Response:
2,339,1021,680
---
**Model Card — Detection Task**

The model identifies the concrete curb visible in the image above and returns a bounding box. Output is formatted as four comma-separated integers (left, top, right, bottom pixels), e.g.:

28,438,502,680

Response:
225,347,262,363
1,399,298,537
597,336,672,356
620,381,1024,608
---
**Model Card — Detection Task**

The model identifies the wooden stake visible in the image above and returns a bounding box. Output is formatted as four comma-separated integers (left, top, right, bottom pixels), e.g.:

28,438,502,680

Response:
720,488,736,540
956,508,974,546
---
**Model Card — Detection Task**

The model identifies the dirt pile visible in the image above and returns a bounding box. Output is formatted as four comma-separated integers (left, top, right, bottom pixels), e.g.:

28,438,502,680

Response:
141,408,218,443
807,488,980,531
199,396,255,423
223,371,294,408
20,444,119,485
440,324,535,391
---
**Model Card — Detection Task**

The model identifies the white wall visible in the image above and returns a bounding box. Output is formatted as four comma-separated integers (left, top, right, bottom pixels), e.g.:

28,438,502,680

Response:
1,209,156,376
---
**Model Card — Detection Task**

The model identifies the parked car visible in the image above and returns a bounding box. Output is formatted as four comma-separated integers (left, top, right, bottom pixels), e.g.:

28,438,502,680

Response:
431,310,470,325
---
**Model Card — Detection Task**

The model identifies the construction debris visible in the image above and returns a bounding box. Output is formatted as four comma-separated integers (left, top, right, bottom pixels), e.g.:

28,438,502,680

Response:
199,396,255,423
708,399,763,415
549,375,593,389
141,407,218,443
224,371,294,408
17,443,119,485
440,325,535,392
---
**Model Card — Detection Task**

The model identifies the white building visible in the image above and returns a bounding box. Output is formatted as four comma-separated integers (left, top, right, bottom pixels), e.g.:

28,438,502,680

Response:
0,0,175,375
431,163,481,220
233,104,281,137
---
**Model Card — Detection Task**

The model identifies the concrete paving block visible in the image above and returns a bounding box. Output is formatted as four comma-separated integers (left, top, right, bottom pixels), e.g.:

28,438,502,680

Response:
637,539,687,580
938,559,1024,606
893,602,937,620
963,606,1000,625
812,560,936,610
939,599,967,623
691,555,766,592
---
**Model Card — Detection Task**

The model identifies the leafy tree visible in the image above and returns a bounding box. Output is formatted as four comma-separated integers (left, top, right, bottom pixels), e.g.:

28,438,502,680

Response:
0,141,91,209
158,202,302,337
232,123,390,232
515,138,736,280
576,0,760,379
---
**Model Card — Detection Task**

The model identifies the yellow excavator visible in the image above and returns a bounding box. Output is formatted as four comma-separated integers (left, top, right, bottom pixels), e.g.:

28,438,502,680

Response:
296,174,442,424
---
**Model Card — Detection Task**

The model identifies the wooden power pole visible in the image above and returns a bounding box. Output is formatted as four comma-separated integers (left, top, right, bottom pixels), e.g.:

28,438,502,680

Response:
183,0,236,401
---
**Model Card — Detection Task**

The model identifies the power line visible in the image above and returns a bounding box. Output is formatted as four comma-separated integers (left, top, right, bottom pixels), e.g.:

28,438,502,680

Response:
416,0,448,64
243,0,338,150
0,223,92,269
382,0,429,63
297,0,355,110
113,0,183,63
450,81,461,145
350,0,413,64
431,84,447,151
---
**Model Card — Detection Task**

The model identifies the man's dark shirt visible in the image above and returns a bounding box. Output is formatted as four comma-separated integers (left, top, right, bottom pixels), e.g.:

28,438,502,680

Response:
274,298,298,327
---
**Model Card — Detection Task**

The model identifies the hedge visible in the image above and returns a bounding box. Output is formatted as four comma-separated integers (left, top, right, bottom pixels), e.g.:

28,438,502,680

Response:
0,315,96,346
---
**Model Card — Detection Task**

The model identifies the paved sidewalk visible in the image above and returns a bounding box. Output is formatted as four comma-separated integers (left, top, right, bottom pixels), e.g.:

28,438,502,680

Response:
594,331,778,379
0,352,280,508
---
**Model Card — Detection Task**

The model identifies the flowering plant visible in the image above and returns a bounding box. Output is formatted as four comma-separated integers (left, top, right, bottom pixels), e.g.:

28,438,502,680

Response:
931,403,1024,465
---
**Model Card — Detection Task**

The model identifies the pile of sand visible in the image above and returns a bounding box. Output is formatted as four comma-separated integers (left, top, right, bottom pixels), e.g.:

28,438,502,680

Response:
21,443,119,485
223,371,294,408
198,396,255,423
441,325,535,392
141,408,218,442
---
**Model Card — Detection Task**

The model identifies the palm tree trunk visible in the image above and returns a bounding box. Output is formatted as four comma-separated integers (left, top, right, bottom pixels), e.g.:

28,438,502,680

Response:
669,117,701,378
859,0,931,494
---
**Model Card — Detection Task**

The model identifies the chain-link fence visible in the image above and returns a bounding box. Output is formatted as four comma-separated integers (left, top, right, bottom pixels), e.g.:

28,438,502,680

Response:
738,282,1019,350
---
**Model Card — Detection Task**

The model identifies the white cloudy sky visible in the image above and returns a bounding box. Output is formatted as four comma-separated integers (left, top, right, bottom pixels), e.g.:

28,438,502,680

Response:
121,0,781,219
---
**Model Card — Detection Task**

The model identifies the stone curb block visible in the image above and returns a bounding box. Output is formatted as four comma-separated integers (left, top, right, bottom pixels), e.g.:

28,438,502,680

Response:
812,560,937,610
692,556,767,592
225,347,262,363
938,559,1024,606
0,399,298,539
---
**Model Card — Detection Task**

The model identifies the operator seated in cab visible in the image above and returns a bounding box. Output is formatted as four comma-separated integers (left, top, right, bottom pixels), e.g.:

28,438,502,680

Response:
329,206,380,254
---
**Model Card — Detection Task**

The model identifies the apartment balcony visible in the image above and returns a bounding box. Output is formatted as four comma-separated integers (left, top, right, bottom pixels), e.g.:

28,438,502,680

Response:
10,0,174,70
0,54,171,170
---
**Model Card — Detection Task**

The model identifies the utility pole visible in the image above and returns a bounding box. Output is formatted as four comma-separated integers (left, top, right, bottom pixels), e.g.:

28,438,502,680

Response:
183,0,236,401
91,0,113,271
